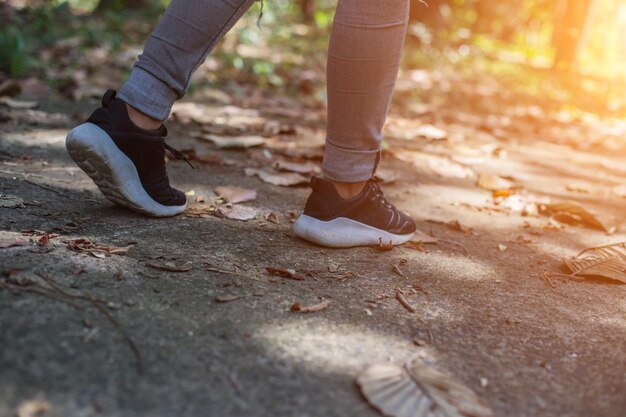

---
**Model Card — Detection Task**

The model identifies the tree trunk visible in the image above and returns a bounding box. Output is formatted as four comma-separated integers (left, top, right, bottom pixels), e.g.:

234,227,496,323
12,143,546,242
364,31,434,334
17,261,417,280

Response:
552,0,596,69
300,0,315,22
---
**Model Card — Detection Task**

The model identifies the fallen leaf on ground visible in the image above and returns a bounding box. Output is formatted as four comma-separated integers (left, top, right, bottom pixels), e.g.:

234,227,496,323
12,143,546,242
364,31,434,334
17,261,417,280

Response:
245,168,308,186
216,295,241,303
67,239,133,258
265,212,280,224
357,356,494,417
201,134,266,149
266,266,305,281
185,204,216,218
541,202,610,232
290,300,330,313
498,244,508,252
449,220,474,235
215,186,257,204
414,124,447,140
274,160,320,175
410,229,439,244
36,233,59,247
15,399,52,417
146,261,193,272
218,205,257,221
478,174,514,191
0,194,25,208
0,79,21,97
0,96,38,109
0,239,28,249
566,183,591,194
543,242,626,284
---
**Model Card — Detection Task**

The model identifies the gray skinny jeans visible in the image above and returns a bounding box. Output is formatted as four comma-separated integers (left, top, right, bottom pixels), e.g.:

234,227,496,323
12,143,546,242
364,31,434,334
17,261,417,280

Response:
119,0,409,182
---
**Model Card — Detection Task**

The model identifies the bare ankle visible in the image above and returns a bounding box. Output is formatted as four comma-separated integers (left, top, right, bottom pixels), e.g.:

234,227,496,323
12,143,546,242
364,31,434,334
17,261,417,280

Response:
126,103,162,131
329,179,367,199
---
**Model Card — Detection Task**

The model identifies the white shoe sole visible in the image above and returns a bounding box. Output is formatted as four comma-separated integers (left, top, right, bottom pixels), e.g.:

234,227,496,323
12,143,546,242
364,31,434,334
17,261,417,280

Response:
293,215,414,248
66,122,187,217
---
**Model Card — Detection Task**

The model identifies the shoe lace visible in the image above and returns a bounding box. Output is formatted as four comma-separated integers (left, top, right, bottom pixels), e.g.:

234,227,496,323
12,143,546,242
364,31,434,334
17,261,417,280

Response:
370,181,393,209
164,143,195,170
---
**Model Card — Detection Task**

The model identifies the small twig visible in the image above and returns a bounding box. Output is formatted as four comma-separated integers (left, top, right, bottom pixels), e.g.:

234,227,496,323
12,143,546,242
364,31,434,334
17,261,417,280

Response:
1,284,84,310
93,302,143,373
37,273,107,304
206,267,246,277
35,273,143,373
396,291,416,313
24,179,65,195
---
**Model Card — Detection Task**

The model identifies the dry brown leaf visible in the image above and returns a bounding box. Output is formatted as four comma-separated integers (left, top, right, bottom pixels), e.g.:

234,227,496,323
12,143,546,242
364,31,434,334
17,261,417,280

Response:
290,300,330,313
216,295,241,303
245,168,308,186
274,160,321,175
67,239,133,258
147,261,193,272
357,356,494,417
0,238,28,249
414,124,447,140
214,186,257,204
0,194,25,208
542,202,609,232
0,96,38,109
265,212,280,224
557,242,626,283
185,204,216,218
15,399,52,417
266,266,305,281
477,174,514,191
218,205,257,221
201,134,266,149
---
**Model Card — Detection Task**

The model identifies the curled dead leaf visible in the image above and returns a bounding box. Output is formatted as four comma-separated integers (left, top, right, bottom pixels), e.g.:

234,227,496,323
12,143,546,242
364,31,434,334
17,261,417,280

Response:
215,186,257,204
266,266,305,281
543,242,626,284
357,356,494,417
541,201,610,232
216,295,242,303
66,239,133,258
201,134,266,149
477,174,514,191
0,238,28,249
274,160,321,175
218,205,257,221
290,300,330,313
146,261,193,272
245,168,308,187
15,399,52,417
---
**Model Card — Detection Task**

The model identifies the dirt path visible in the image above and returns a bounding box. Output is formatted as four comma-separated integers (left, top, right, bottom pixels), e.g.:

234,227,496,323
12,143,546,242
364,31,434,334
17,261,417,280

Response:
1,85,626,417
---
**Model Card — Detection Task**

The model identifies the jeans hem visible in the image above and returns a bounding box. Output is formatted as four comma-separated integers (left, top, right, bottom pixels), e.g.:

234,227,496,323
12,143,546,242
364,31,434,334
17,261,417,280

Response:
118,68,177,121
322,140,381,182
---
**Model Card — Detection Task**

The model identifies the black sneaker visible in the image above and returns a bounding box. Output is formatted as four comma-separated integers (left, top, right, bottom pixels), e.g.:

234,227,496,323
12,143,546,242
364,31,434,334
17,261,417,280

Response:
293,177,416,248
66,90,191,217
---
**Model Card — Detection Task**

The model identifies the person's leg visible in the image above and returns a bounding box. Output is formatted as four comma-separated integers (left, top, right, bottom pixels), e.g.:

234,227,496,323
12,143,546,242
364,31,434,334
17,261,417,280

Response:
66,0,255,217
323,0,410,197
119,0,257,125
293,0,416,248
